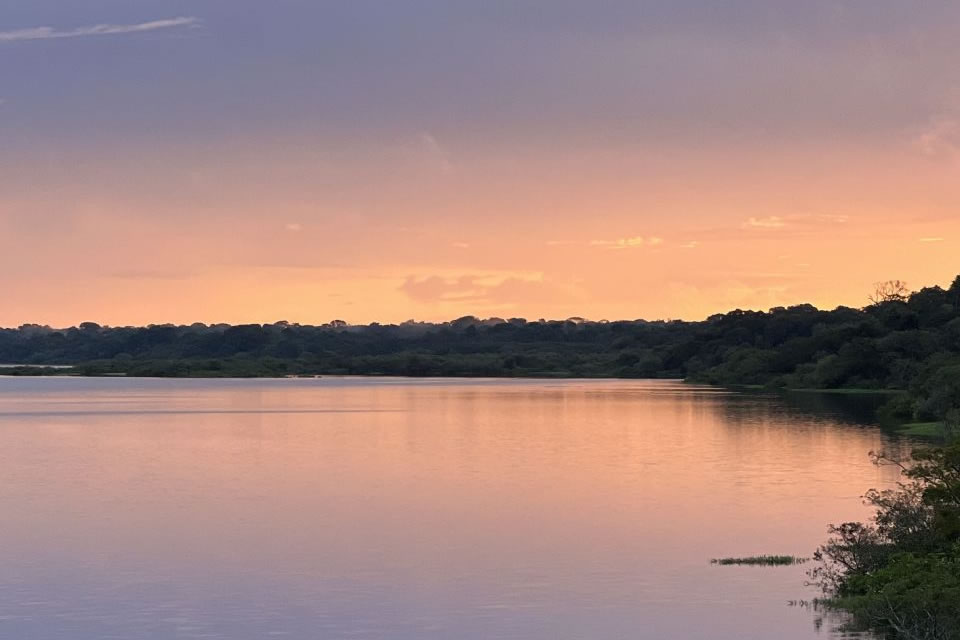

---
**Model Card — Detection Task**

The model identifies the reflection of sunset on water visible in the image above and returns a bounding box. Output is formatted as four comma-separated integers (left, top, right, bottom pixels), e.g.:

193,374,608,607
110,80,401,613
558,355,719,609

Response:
0,378,903,638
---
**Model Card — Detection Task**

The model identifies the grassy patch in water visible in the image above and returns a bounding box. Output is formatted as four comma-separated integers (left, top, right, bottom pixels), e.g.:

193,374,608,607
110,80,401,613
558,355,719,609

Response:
897,421,946,437
787,388,904,395
711,555,808,566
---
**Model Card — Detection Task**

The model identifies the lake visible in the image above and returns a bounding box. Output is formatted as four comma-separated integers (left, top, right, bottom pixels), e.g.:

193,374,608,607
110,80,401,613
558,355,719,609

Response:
0,377,905,639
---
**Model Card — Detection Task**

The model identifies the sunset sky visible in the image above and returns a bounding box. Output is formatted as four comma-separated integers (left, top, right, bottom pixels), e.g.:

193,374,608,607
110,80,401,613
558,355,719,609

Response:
2,1,958,327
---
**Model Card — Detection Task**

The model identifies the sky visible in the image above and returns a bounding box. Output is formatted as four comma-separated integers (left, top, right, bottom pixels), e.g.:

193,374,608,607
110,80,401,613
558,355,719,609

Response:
1,1,959,327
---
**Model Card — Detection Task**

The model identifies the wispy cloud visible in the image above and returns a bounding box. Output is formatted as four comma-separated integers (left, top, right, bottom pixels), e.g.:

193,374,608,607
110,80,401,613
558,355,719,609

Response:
743,216,786,229
742,214,848,230
914,118,960,159
400,272,561,307
919,237,945,243
0,17,199,43
591,236,664,249
417,132,454,174
819,214,849,224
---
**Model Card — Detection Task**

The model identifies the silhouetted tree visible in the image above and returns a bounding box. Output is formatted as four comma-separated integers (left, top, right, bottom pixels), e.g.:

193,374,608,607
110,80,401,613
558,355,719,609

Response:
870,280,911,305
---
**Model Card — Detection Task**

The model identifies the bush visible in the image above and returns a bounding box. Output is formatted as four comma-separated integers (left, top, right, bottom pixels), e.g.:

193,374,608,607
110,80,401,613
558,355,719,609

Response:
813,444,960,638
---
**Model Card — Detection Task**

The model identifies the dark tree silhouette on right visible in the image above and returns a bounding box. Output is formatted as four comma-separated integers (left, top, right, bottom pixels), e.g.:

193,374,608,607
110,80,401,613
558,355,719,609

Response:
869,279,911,305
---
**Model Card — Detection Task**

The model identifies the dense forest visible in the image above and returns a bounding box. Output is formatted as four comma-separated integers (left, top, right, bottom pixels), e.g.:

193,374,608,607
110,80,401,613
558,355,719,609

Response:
4,274,960,427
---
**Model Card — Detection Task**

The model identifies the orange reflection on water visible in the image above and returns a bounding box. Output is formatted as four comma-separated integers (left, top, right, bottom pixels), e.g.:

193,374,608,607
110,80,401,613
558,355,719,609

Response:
0,378,900,639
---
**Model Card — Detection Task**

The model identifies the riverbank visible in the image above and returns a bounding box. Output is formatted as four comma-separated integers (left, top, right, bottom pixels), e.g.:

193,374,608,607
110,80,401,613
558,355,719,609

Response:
812,442,960,639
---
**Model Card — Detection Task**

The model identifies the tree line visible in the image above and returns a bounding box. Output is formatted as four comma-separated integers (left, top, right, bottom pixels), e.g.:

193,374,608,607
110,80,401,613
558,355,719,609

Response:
3,274,960,425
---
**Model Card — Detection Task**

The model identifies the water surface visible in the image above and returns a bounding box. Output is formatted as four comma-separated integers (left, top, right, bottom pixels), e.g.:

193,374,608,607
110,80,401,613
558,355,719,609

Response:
0,378,903,639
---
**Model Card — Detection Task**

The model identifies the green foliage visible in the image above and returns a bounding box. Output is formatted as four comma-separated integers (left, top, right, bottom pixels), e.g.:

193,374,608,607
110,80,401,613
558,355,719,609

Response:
710,555,807,566
898,422,949,438
813,443,960,639
877,393,916,424
915,364,960,421
835,552,960,640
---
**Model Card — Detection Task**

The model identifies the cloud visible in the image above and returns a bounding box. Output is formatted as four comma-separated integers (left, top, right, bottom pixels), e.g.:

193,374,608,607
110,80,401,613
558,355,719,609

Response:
679,241,700,249
591,236,664,249
0,17,199,43
451,242,470,248
919,237,945,243
666,279,792,317
416,132,454,174
914,118,960,158
285,223,302,232
743,216,786,229
742,214,848,230
399,272,572,308
107,268,196,280
816,214,849,224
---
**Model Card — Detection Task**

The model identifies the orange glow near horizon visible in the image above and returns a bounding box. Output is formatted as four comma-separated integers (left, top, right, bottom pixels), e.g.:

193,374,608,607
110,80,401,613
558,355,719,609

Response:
3,137,958,328
0,135,960,326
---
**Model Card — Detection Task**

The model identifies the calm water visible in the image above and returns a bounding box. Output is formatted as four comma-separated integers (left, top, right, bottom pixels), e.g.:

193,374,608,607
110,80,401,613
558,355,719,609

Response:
0,377,906,640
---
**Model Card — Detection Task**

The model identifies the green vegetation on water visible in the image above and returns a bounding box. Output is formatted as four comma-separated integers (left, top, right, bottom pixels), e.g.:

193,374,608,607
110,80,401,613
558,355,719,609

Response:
897,421,947,437
711,555,808,566
788,388,904,396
